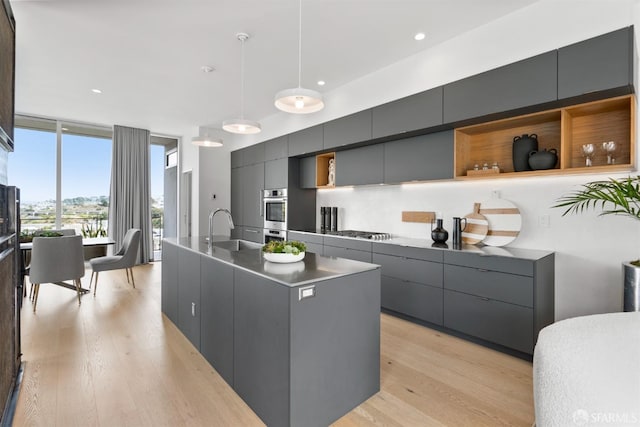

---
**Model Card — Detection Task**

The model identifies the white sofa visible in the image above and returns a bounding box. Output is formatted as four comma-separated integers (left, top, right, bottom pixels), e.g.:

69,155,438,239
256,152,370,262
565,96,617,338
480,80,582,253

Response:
533,312,640,426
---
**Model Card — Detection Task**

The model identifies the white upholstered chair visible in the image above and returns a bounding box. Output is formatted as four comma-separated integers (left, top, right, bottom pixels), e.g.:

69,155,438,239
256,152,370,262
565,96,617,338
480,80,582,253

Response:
89,228,140,295
29,234,85,312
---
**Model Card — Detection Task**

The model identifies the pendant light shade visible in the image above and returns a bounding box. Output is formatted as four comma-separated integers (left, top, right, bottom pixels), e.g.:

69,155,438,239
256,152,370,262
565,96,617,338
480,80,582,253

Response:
274,0,324,114
224,33,262,134
192,127,223,147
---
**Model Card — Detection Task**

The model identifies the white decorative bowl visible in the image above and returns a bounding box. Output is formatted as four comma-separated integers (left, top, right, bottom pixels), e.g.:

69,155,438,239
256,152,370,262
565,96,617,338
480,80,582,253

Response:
263,252,305,263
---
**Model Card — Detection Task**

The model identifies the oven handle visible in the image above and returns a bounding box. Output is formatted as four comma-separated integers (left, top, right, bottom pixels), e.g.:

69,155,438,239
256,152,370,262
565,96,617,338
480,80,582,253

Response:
264,197,287,203
260,190,264,217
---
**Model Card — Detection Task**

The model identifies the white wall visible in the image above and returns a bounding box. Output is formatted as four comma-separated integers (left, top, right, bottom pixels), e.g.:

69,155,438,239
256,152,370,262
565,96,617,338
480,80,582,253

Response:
192,0,640,320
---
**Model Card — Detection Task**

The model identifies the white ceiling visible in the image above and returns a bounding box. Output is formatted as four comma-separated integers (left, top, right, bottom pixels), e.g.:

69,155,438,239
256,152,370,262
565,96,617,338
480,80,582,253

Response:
10,0,540,137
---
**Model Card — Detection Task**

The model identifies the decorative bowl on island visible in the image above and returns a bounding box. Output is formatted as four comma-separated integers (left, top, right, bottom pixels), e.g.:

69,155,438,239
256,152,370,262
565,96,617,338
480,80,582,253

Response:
262,240,307,264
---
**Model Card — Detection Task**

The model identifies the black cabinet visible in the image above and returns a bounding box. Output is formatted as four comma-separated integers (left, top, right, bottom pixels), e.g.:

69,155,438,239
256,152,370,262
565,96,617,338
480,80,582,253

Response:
177,248,202,349
230,167,243,226
335,144,384,186
443,51,557,123
558,26,633,100
241,162,264,228
299,156,317,189
383,130,454,183
161,240,179,324
200,255,235,386
264,158,288,190
264,136,288,161
288,125,323,157
372,88,443,138
323,110,372,150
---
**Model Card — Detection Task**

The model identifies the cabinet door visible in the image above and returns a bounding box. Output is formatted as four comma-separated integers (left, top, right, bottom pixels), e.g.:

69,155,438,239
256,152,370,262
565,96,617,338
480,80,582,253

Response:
241,162,264,228
558,27,633,100
323,245,372,263
161,240,179,324
177,247,201,349
243,143,265,166
231,149,243,169
288,231,323,254
200,255,234,386
242,226,263,243
234,270,290,427
288,125,323,157
381,276,443,325
443,51,557,123
323,110,372,150
372,88,443,138
444,289,534,354
230,167,243,226
335,144,384,186
383,130,453,183
299,156,317,189
264,135,288,161
264,158,288,190
373,253,442,288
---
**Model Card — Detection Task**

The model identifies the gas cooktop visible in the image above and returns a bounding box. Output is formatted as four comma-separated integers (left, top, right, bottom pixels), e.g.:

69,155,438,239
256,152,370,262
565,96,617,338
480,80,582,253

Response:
324,230,392,240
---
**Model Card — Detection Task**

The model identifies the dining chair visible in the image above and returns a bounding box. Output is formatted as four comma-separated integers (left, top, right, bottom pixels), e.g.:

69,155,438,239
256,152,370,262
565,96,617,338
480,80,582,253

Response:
29,234,85,312
26,228,77,299
89,228,141,295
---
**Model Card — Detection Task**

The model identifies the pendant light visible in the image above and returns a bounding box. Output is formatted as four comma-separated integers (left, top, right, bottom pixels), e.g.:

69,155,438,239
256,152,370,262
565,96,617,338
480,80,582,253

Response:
223,33,262,134
274,0,324,114
192,127,223,147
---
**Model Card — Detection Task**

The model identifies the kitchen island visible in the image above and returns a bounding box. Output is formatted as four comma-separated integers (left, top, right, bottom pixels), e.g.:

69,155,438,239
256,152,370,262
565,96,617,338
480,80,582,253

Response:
161,236,381,427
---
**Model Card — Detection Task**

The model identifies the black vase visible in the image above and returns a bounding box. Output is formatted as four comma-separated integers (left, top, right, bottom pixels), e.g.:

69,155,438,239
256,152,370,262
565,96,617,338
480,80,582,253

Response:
513,133,539,172
431,219,448,243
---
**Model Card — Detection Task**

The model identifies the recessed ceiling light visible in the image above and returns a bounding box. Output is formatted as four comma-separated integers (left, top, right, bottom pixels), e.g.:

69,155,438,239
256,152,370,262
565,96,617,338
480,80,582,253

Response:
317,80,325,86
91,88,102,94
200,65,215,73
414,32,426,41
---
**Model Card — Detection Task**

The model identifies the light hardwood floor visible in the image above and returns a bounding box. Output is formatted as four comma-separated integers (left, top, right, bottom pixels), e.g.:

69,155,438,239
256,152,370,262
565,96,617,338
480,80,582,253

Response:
13,262,534,426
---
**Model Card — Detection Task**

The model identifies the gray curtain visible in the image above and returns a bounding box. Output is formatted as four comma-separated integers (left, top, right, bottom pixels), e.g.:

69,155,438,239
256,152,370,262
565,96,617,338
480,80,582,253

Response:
108,125,152,264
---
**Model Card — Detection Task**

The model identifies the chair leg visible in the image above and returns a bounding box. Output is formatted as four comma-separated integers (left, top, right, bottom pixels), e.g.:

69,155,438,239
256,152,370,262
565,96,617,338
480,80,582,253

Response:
89,271,94,290
74,279,82,305
128,268,136,289
93,272,99,296
32,283,40,313
29,283,34,301
125,268,130,284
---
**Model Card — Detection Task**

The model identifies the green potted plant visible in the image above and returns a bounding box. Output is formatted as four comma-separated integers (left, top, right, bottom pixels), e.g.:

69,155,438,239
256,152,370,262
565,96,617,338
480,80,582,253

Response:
554,175,640,311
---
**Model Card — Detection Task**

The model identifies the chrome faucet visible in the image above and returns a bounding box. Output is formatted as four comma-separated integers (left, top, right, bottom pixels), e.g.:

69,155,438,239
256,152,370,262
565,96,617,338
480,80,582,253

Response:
208,208,235,247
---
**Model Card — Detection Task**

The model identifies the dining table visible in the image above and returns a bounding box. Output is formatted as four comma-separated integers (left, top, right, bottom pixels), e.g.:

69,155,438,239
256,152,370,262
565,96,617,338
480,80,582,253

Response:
20,237,115,294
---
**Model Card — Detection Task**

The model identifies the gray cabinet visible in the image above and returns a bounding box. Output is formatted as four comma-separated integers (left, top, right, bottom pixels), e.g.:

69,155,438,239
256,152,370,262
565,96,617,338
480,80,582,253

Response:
443,51,557,123
288,125,323,157
200,255,235,387
323,110,372,150
242,226,263,243
242,143,265,166
230,167,243,226
231,150,243,169
177,248,202,350
264,136,288,161
264,158,288,190
372,88,443,138
161,240,179,325
323,235,372,263
558,26,633,100
241,162,264,228
288,231,323,254
299,156,317,189
335,144,384,186
383,130,454,183
381,276,443,325
373,252,442,287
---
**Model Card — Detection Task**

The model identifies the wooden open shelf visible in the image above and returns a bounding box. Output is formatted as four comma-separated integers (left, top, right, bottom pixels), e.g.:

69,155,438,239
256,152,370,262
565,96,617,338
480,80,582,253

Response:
315,152,335,188
454,95,635,179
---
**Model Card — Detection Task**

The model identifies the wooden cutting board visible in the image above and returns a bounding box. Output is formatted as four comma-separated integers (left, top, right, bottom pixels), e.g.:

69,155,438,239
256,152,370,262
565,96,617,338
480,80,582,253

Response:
461,203,489,244
479,198,522,247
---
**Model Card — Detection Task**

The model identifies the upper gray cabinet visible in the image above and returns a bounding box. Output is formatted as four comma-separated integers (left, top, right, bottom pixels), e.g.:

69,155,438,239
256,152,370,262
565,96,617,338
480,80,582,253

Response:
558,27,633,100
335,144,384,186
443,51,557,124
288,125,323,157
323,110,372,150
299,156,317,189
372,88,443,139
231,150,243,169
264,158,288,190
264,136,288,161
243,143,265,166
383,130,453,184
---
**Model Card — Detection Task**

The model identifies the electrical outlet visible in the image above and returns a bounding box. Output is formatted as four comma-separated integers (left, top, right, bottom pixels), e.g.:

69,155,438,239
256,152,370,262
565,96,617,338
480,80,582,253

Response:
539,214,550,227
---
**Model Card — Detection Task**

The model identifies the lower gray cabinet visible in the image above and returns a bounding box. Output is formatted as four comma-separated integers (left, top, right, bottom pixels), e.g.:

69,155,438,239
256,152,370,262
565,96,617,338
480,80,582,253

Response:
161,240,179,325
287,231,323,254
443,290,534,354
381,276,443,325
242,226,263,243
200,255,234,387
323,245,372,263
177,248,202,350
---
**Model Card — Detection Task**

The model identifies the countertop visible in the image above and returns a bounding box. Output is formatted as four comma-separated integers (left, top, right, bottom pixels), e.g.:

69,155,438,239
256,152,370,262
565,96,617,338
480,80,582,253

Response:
164,235,380,288
289,229,554,260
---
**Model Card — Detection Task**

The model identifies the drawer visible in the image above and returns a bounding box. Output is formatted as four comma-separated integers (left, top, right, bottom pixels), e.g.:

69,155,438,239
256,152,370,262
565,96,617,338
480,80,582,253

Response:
444,264,532,307
373,253,442,287
444,289,534,354
382,276,443,325
242,227,263,243
323,235,373,252
287,231,323,245
372,242,443,262
323,245,372,263
303,242,323,255
443,251,534,276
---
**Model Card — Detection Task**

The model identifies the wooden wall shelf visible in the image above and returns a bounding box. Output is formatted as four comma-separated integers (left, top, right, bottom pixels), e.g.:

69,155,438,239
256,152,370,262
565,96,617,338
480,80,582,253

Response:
315,152,336,188
454,95,635,179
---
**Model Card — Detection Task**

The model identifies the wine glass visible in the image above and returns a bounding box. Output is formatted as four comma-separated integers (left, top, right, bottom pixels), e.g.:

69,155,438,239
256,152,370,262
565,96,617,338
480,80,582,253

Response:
582,143,595,167
601,141,616,165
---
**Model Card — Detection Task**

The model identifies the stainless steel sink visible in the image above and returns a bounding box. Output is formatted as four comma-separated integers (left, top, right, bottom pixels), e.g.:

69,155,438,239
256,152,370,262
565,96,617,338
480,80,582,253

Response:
210,239,262,251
